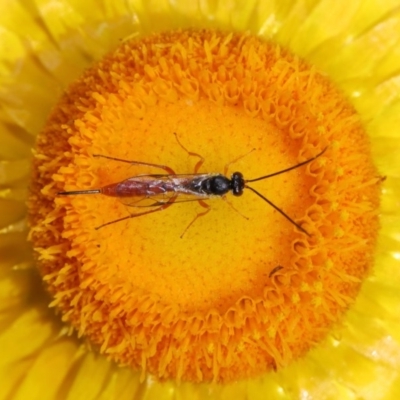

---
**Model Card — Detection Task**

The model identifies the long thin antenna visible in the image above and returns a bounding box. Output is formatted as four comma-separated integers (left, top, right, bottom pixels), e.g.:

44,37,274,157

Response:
246,147,327,183
58,189,101,196
245,185,309,236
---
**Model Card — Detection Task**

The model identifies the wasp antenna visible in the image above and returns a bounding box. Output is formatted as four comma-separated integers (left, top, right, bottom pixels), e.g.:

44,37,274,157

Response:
58,189,101,196
246,147,328,183
245,185,310,236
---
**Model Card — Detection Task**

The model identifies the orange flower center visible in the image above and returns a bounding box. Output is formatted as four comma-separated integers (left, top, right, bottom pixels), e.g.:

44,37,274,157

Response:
28,29,382,383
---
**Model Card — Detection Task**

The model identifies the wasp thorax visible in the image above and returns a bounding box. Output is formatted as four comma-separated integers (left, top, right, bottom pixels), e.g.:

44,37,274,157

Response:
202,175,231,195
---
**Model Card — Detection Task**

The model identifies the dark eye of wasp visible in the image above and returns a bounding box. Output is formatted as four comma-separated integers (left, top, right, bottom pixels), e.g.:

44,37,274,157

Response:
231,172,244,196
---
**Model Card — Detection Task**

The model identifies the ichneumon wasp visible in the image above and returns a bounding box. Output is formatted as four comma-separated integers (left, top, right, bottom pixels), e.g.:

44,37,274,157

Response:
58,133,327,236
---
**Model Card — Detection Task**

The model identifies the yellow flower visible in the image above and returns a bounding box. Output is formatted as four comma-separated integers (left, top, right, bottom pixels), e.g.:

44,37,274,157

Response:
1,1,399,399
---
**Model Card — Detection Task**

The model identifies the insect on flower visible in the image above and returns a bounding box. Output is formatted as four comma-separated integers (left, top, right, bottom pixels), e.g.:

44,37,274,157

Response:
58,134,327,236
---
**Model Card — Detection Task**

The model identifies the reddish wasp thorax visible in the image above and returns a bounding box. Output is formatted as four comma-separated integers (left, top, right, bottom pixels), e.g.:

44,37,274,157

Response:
58,134,327,235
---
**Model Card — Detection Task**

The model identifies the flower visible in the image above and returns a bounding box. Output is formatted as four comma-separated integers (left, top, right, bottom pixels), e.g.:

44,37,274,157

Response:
1,1,400,399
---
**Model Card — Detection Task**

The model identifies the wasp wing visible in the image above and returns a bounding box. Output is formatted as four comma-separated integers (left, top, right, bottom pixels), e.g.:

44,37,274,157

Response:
115,174,214,207
122,193,212,207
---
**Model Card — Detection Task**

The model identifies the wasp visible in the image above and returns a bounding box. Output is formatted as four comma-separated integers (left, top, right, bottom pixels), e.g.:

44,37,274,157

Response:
59,134,326,235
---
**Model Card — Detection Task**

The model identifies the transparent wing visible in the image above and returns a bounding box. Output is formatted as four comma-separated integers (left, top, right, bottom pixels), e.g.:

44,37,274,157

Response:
116,174,213,208
120,192,211,207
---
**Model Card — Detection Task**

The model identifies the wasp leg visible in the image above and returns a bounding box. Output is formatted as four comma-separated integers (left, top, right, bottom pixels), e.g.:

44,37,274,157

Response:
180,199,211,238
93,154,176,175
95,195,178,230
173,132,205,174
